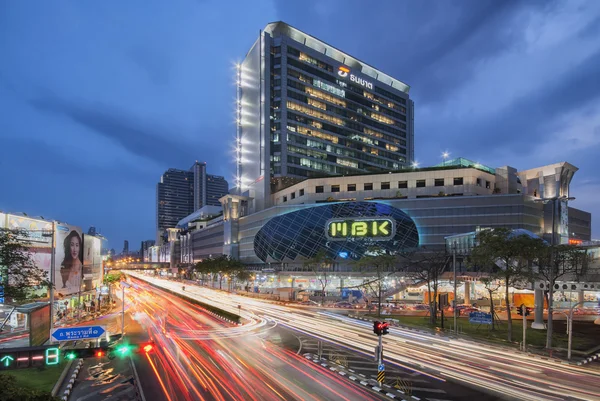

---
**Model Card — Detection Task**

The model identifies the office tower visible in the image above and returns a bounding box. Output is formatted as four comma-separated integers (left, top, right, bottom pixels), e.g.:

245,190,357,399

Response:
206,174,229,206
236,21,414,212
156,168,194,243
123,240,129,255
190,162,229,209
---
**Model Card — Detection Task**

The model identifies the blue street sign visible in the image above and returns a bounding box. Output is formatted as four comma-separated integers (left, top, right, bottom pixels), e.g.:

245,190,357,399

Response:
51,326,106,341
469,311,492,325
0,298,4,304
378,364,385,372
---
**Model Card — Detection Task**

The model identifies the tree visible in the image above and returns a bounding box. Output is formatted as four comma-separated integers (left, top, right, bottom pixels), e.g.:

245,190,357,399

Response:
469,228,536,342
354,247,396,317
406,247,450,324
479,276,501,330
0,229,51,303
533,242,589,348
304,249,335,297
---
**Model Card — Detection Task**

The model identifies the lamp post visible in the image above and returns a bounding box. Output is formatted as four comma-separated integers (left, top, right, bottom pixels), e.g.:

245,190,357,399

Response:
452,245,458,334
42,224,56,340
442,151,450,166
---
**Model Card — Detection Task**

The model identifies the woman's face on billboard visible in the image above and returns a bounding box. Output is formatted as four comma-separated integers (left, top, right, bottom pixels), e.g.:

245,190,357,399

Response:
70,237,80,259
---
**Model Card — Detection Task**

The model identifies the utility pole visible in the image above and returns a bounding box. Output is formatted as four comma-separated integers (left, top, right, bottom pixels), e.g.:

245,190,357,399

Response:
48,222,56,341
453,246,457,334
522,304,527,351
568,302,583,360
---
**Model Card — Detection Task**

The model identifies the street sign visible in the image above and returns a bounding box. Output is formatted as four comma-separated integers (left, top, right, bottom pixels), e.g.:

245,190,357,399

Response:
51,326,106,341
377,370,385,384
378,364,385,372
469,311,492,325
0,284,4,303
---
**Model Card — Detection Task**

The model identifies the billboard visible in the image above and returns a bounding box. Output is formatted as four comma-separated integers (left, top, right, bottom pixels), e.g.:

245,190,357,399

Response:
55,224,84,295
83,235,103,291
5,215,53,247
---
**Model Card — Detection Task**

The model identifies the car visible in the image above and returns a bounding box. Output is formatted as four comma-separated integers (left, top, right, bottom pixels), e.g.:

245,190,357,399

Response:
334,302,354,308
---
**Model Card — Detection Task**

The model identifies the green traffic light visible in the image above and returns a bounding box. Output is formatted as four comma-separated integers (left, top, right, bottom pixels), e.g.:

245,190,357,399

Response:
117,345,132,355
66,352,77,360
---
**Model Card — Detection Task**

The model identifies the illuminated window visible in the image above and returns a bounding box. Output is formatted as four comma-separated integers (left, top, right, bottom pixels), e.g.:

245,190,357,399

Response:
286,101,344,126
381,182,390,190
311,80,346,100
347,184,356,191
297,126,339,144
364,91,374,100
387,102,394,109
350,134,376,146
385,143,398,152
337,159,359,169
363,127,384,139
307,98,326,110
299,52,318,65
371,112,394,125
370,148,379,155
307,86,346,107
372,104,380,111
331,185,340,193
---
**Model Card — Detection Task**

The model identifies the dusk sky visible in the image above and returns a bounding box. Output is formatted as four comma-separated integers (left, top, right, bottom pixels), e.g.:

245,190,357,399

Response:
1,0,599,250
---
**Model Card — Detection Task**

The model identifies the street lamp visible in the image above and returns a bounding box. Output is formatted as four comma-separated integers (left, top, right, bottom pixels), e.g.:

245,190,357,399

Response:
442,151,450,165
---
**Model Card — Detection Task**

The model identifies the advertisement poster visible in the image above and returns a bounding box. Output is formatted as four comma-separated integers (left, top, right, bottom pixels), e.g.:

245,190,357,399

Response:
6,215,53,247
83,235,103,290
55,224,84,295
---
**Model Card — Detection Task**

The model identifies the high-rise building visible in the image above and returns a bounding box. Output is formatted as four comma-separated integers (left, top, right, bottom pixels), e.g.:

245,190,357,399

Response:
123,240,129,255
140,239,155,261
190,161,229,209
237,21,414,212
87,226,97,236
206,174,229,206
156,164,227,243
156,168,194,243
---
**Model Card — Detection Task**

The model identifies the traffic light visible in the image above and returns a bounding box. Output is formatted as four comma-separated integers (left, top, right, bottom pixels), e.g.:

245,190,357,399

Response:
62,347,108,359
373,321,390,336
517,305,531,316
381,322,389,335
517,305,524,316
525,307,531,316
62,341,155,360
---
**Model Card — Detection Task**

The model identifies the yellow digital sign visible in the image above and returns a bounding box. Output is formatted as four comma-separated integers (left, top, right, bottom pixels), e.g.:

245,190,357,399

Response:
326,218,395,241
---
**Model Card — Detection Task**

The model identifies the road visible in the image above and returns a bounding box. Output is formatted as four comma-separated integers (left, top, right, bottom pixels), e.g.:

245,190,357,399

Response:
125,279,387,401
126,271,600,401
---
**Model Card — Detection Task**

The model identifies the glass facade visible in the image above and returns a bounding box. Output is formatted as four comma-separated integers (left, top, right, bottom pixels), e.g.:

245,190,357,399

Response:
253,202,419,262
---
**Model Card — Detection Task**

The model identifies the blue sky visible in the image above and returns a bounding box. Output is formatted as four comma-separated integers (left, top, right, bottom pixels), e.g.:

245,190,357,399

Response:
1,0,599,250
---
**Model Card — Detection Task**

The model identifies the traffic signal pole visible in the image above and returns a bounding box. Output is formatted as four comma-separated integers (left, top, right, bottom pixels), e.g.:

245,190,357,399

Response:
377,332,383,365
522,304,527,351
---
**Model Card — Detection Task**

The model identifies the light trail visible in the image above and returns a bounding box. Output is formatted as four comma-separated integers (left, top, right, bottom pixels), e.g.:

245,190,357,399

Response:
127,271,600,401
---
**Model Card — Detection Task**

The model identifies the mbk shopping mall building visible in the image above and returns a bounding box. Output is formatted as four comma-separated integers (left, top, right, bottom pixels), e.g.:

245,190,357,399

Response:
152,22,594,291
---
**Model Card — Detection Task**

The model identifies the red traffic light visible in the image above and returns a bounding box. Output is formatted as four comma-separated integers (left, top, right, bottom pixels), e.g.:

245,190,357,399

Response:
141,342,155,353
95,350,104,357
373,321,390,336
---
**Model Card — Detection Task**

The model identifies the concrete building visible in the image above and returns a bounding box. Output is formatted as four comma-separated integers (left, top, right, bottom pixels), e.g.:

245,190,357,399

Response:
237,21,414,213
167,159,591,271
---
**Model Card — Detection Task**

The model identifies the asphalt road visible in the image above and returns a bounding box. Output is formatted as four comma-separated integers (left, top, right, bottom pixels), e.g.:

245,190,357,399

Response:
128,272,600,401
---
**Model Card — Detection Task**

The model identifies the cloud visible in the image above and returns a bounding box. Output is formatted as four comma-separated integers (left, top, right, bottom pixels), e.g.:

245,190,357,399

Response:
29,94,208,167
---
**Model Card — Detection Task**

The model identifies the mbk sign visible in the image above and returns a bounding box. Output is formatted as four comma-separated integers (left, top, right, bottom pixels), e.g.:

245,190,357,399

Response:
338,66,374,90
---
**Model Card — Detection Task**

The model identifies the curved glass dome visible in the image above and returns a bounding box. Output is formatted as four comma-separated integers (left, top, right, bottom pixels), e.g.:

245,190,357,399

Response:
254,202,419,262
